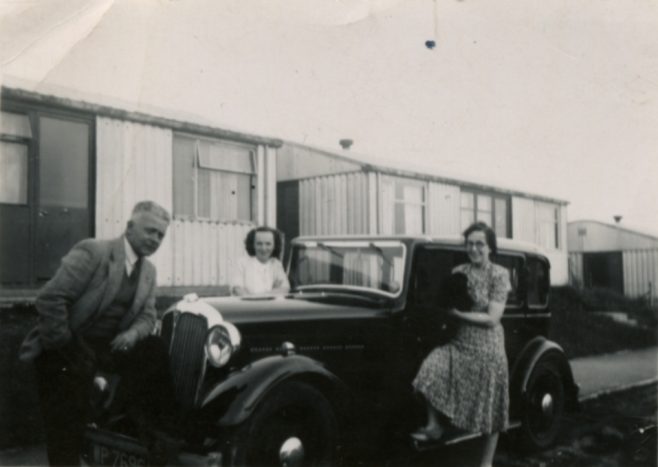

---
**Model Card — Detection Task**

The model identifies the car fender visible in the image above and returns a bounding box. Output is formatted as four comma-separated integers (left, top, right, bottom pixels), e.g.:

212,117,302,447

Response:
199,354,348,427
510,336,579,412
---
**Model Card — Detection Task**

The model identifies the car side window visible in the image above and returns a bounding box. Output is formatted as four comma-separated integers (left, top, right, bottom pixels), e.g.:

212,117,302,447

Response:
493,254,524,309
526,255,549,308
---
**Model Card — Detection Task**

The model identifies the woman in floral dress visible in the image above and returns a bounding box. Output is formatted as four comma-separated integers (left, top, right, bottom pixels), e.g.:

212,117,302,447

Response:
412,221,511,467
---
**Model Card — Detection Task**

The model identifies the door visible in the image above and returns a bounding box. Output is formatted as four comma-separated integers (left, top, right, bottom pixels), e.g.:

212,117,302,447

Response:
583,251,624,295
35,116,92,282
0,111,31,284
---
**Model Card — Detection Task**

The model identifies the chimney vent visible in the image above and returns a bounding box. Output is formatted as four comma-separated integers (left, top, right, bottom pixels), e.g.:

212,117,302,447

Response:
339,139,353,150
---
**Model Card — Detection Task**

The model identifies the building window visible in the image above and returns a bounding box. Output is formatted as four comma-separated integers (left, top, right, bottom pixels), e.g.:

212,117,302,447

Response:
0,112,31,205
382,177,426,235
173,134,256,221
537,202,560,250
460,190,510,238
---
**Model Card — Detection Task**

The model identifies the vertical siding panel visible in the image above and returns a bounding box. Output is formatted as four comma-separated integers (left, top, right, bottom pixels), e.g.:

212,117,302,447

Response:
620,249,658,299
96,117,173,284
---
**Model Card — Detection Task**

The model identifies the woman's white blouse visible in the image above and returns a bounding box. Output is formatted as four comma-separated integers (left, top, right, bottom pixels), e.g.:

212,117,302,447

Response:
231,256,290,295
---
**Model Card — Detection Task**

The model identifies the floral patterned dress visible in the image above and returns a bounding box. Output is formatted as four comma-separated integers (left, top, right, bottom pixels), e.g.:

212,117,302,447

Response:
412,261,511,434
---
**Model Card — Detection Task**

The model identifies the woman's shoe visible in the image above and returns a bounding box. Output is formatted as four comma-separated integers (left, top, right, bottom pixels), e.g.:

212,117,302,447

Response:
410,426,444,442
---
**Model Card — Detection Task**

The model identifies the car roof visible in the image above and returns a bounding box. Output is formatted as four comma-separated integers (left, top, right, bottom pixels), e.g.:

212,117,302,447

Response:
291,234,548,257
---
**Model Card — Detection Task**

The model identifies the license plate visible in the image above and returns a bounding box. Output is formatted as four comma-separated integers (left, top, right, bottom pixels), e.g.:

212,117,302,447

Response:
92,442,148,467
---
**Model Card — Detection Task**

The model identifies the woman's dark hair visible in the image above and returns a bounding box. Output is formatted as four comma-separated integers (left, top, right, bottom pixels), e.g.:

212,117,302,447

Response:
245,226,283,259
462,221,498,255
438,272,473,311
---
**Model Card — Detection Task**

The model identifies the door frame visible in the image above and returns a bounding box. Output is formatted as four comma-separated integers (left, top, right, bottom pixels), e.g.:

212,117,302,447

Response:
1,97,96,287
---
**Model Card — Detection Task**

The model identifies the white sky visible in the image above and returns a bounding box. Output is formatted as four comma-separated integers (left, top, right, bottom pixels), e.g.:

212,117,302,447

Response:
2,0,657,233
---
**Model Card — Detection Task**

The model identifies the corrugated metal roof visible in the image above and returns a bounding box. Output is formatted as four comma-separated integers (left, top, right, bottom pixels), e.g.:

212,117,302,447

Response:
569,220,658,242
283,140,569,206
2,86,283,147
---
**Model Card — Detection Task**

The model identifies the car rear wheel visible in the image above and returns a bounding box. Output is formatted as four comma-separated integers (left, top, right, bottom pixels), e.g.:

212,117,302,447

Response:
519,357,566,451
231,381,338,466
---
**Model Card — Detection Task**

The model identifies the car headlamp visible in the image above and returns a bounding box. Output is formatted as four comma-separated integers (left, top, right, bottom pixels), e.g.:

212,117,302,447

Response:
205,322,241,368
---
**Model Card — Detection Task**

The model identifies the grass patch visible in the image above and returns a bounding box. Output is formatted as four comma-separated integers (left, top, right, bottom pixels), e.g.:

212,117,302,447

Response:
548,286,657,358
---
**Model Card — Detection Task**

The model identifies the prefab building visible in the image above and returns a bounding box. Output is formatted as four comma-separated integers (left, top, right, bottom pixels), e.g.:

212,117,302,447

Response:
568,220,658,300
277,142,570,285
0,87,281,301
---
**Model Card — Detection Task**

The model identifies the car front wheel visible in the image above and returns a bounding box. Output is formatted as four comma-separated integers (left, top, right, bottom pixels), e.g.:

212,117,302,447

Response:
231,381,338,467
519,356,566,451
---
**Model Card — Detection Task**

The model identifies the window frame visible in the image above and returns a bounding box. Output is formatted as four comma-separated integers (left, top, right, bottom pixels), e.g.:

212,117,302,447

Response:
392,178,427,235
460,189,511,238
536,202,561,250
172,132,257,222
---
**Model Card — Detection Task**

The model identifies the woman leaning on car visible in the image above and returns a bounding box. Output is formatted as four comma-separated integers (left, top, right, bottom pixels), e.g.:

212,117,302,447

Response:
231,226,290,296
411,221,511,467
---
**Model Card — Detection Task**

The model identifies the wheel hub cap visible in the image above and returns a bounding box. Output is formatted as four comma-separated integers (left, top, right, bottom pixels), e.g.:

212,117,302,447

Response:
541,393,554,416
279,437,304,467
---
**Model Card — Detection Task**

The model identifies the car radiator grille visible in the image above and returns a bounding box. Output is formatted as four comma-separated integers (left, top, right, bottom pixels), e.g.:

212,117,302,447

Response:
163,313,207,411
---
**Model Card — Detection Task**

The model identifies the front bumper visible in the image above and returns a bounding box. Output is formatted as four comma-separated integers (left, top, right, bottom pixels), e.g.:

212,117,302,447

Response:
84,426,223,466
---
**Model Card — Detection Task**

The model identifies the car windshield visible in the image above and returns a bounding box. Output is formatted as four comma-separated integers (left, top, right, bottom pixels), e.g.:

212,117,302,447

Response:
288,240,406,297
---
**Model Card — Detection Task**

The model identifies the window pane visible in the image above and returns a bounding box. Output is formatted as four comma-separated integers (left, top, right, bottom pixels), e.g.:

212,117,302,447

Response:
495,255,523,308
461,209,474,230
477,194,492,212
404,203,424,234
527,257,549,306
495,198,508,237
236,174,252,220
198,139,254,174
476,209,492,226
173,136,195,217
0,141,28,204
39,117,88,208
403,184,423,204
1,112,32,138
460,192,474,209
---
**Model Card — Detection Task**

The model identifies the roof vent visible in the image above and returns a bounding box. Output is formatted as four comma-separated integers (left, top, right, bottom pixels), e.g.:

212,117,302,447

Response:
613,215,622,224
339,139,353,150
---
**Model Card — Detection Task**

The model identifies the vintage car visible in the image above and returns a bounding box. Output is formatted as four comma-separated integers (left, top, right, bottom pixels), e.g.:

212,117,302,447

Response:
83,235,579,466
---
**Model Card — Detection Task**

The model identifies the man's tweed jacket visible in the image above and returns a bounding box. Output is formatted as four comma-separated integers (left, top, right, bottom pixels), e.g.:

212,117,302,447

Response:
19,236,158,362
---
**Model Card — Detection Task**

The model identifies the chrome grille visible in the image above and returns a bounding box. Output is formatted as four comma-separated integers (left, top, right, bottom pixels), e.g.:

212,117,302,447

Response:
167,313,207,410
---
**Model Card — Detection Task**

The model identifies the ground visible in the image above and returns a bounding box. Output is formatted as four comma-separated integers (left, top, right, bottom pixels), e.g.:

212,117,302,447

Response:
395,383,657,467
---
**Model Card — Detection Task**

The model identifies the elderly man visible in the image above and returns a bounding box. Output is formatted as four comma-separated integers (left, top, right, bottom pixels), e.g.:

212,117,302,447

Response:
20,200,176,466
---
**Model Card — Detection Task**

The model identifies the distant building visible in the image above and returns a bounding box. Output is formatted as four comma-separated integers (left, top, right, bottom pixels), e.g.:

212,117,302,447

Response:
277,141,569,285
568,220,658,300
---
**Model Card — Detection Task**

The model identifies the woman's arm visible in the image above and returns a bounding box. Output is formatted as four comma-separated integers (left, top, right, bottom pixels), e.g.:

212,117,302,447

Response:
448,300,505,328
271,259,291,293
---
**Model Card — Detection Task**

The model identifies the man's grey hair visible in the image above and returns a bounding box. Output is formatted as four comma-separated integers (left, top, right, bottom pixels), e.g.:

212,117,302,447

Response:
131,200,171,224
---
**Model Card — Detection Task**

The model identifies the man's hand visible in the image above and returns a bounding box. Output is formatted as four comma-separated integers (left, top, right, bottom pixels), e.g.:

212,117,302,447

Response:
110,329,139,353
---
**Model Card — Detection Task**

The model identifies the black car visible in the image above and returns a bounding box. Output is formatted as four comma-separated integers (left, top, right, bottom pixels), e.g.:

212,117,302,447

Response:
84,235,579,466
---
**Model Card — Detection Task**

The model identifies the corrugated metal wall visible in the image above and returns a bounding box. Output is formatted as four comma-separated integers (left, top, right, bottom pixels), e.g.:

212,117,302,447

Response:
169,219,253,287
96,117,175,284
569,249,658,300
96,116,263,288
299,172,369,235
623,249,658,299
96,117,173,238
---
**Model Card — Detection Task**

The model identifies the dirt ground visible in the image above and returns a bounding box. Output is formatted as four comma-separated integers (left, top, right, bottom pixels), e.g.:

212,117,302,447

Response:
395,382,657,467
